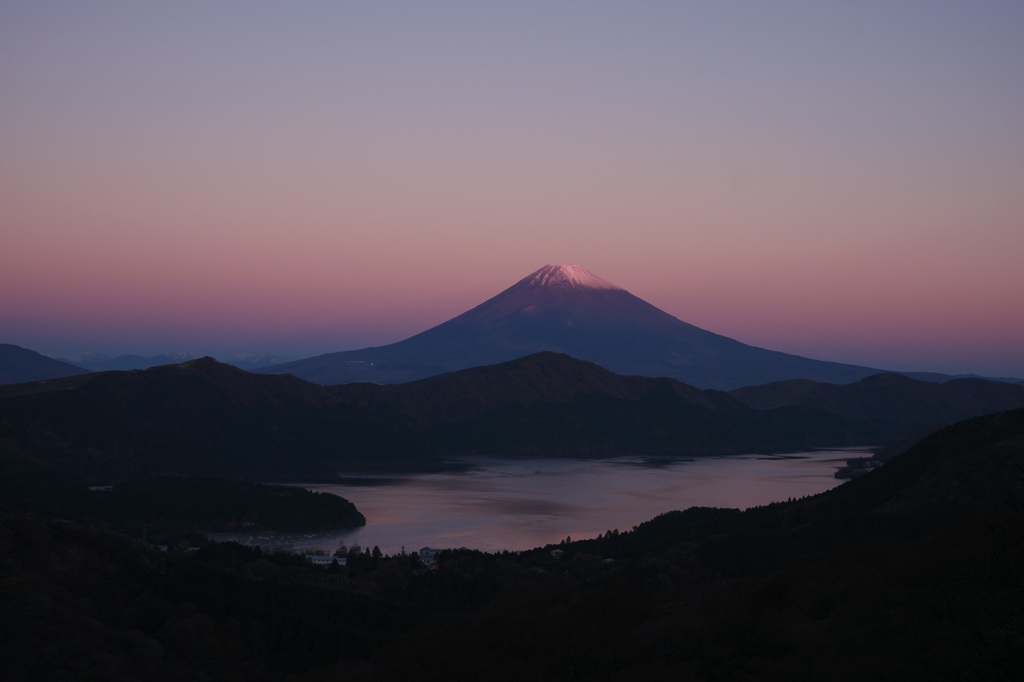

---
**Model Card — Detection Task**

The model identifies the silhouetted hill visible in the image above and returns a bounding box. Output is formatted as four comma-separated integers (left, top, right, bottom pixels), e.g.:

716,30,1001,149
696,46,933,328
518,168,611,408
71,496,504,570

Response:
336,351,725,423
818,407,1024,524
58,352,202,371
0,466,365,542
348,353,869,457
0,343,90,384
0,514,411,680
4,354,1024,484
729,371,1024,441
220,353,297,370
61,351,297,372
260,264,887,389
340,354,1024,457
575,406,1024,580
0,358,427,482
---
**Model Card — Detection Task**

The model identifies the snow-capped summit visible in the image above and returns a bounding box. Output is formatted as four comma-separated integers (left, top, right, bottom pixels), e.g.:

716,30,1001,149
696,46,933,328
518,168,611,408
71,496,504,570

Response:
522,265,623,291
260,264,887,389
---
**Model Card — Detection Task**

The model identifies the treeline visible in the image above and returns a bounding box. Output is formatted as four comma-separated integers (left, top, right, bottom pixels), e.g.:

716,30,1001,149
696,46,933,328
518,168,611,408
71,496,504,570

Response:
0,467,365,547
368,507,1023,681
0,516,409,679
6,496,1019,680
4,354,1024,483
94,475,365,533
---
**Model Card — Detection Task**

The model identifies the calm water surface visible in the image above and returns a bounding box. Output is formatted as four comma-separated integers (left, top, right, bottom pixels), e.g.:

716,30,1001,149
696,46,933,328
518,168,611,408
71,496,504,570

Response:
211,449,866,555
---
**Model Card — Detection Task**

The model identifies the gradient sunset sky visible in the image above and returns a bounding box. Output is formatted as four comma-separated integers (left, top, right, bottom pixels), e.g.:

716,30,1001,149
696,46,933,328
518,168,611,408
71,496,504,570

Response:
3,2,1022,377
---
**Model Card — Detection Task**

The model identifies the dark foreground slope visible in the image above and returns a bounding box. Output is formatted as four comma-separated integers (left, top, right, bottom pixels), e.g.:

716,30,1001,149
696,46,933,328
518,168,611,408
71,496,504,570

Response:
589,405,1024,576
4,354,1024,483
3,409,1022,680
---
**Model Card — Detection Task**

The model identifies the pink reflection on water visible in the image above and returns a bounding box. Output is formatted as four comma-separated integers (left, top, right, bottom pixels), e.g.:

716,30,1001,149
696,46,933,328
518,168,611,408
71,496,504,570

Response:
211,450,863,555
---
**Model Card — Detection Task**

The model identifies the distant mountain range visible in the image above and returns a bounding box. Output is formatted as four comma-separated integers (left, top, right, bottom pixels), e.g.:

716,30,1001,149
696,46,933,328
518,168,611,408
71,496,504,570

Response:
4,265,1020,388
0,344,89,384
4,262,1019,387
58,351,296,372
4,353,1023,483
0,345,302,385
259,264,895,389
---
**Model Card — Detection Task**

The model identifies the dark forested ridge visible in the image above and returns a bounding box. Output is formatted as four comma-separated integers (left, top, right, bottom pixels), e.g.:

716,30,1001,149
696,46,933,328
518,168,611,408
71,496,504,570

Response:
0,357,427,482
3,353,1024,484
3,408,1022,680
729,371,1024,439
0,471,365,543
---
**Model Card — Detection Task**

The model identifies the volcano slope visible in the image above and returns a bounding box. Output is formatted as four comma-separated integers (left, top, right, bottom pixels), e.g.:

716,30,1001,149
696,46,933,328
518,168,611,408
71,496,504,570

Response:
260,264,887,389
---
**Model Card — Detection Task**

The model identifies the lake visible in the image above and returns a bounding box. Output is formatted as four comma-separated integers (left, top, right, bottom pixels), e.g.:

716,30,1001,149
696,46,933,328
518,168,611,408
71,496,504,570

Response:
210,449,866,555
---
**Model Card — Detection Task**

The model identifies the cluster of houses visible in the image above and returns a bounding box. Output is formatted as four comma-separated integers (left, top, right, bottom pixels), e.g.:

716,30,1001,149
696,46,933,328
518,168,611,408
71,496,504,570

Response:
303,545,605,568
304,554,348,567
302,546,444,569
417,546,442,570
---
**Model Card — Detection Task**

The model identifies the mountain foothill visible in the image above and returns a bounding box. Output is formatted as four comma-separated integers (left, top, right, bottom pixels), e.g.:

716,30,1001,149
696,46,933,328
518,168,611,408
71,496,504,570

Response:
3,351,1024,486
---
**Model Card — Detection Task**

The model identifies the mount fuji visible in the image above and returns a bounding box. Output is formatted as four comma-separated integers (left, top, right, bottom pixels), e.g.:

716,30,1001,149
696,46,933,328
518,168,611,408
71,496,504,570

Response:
260,264,887,389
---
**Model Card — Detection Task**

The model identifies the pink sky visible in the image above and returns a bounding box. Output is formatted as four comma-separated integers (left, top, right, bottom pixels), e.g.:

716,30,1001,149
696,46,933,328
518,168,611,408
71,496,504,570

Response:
2,2,1023,377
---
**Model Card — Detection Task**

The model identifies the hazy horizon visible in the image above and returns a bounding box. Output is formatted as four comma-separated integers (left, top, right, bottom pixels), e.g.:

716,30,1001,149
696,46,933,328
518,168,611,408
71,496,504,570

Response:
3,3,1023,377
20,262,1023,380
